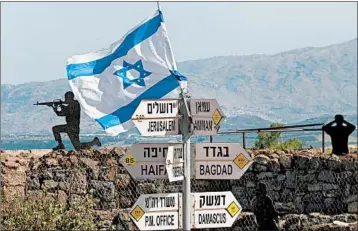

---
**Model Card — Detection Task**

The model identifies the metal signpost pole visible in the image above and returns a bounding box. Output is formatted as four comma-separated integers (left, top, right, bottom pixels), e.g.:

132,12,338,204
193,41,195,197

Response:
181,90,192,231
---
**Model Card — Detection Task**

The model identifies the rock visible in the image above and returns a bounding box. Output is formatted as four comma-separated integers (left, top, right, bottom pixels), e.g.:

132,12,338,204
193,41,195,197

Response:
42,180,58,191
348,202,358,213
246,181,256,188
253,163,268,172
308,184,321,192
257,172,274,180
90,180,115,202
53,169,69,182
99,166,117,181
344,194,358,203
293,155,311,170
304,193,324,213
325,159,342,171
342,159,357,171
57,190,68,202
45,158,58,167
323,190,340,198
26,190,44,200
309,157,322,170
28,175,41,190
268,159,281,172
69,155,78,166
70,170,87,194
58,181,70,191
279,154,293,169
3,171,26,187
232,186,246,198
275,202,296,213
2,161,20,169
269,153,280,159
351,184,358,194
281,189,294,202
79,157,99,179
115,174,132,188
255,154,270,165
318,171,336,183
325,198,345,214
285,170,297,189
321,183,339,191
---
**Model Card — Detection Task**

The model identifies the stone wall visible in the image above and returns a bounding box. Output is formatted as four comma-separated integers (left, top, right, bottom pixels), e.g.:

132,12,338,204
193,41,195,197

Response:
1,148,357,230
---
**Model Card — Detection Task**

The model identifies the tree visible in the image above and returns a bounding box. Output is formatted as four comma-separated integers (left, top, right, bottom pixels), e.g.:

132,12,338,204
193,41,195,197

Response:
254,123,304,149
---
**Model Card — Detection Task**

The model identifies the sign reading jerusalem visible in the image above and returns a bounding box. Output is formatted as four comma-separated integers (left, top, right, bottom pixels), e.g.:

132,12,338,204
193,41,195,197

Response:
120,143,184,181
191,191,242,229
132,99,181,136
130,193,182,230
190,99,225,135
194,143,253,180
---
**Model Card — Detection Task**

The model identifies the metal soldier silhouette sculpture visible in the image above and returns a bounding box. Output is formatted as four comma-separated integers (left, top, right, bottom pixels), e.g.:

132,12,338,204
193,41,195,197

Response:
322,114,356,155
252,182,280,231
50,91,101,151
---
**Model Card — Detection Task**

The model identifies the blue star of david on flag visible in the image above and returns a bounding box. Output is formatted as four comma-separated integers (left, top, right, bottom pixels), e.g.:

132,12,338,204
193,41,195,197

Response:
114,60,152,89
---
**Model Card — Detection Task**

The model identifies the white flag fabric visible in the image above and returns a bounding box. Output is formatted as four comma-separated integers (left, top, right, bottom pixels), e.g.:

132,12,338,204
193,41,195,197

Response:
66,10,187,136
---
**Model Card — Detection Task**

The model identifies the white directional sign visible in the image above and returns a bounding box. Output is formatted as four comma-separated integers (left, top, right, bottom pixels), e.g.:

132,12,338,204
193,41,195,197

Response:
129,193,182,230
191,191,242,229
132,99,181,136
194,143,253,180
120,143,184,181
190,99,225,136
166,146,184,182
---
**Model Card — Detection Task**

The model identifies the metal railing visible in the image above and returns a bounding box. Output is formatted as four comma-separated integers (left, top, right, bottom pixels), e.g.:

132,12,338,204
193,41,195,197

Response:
210,123,325,151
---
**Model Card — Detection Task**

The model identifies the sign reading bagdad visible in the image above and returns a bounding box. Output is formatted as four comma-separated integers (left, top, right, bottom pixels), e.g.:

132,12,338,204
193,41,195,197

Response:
194,143,253,180
132,99,181,136
129,193,182,230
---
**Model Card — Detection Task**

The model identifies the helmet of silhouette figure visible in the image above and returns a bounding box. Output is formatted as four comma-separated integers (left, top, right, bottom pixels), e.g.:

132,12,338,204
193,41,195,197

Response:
335,114,344,126
64,91,75,103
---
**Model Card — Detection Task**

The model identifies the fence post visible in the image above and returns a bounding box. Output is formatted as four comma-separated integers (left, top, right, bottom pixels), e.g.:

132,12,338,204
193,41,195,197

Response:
243,132,246,149
322,130,325,153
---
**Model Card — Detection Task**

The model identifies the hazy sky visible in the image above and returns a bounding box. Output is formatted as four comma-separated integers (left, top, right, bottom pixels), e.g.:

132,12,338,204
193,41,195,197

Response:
1,2,357,84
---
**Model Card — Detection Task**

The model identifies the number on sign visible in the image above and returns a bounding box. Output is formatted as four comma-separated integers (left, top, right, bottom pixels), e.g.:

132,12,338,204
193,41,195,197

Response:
125,154,136,166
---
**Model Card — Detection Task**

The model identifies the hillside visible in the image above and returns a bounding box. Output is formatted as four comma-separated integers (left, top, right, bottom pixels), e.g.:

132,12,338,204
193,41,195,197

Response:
1,39,357,136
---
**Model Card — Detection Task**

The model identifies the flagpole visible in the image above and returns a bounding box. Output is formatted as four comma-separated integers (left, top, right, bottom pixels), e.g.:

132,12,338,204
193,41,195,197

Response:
156,1,161,11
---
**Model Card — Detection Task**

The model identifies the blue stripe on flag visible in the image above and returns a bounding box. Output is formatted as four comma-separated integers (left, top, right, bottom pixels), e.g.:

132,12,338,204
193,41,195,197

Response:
67,12,163,80
96,73,180,130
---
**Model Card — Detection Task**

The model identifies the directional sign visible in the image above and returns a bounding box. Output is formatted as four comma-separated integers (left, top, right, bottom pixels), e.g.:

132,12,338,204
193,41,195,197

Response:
166,146,184,182
132,99,182,136
129,193,182,230
120,143,184,181
190,99,225,136
194,143,253,180
191,191,242,229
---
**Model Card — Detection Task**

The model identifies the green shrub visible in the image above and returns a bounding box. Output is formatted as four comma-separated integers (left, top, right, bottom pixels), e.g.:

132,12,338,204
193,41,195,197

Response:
1,192,99,230
254,123,304,150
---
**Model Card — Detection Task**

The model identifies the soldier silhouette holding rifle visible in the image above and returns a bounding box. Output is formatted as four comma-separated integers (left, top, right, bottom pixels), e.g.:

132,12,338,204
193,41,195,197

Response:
252,182,280,231
50,91,101,151
322,115,356,155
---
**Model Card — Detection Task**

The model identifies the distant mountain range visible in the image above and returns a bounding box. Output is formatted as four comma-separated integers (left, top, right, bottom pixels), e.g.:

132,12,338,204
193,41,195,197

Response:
1,39,357,137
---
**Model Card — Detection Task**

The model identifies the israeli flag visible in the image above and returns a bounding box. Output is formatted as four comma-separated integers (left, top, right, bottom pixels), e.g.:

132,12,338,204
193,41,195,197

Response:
66,10,187,136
